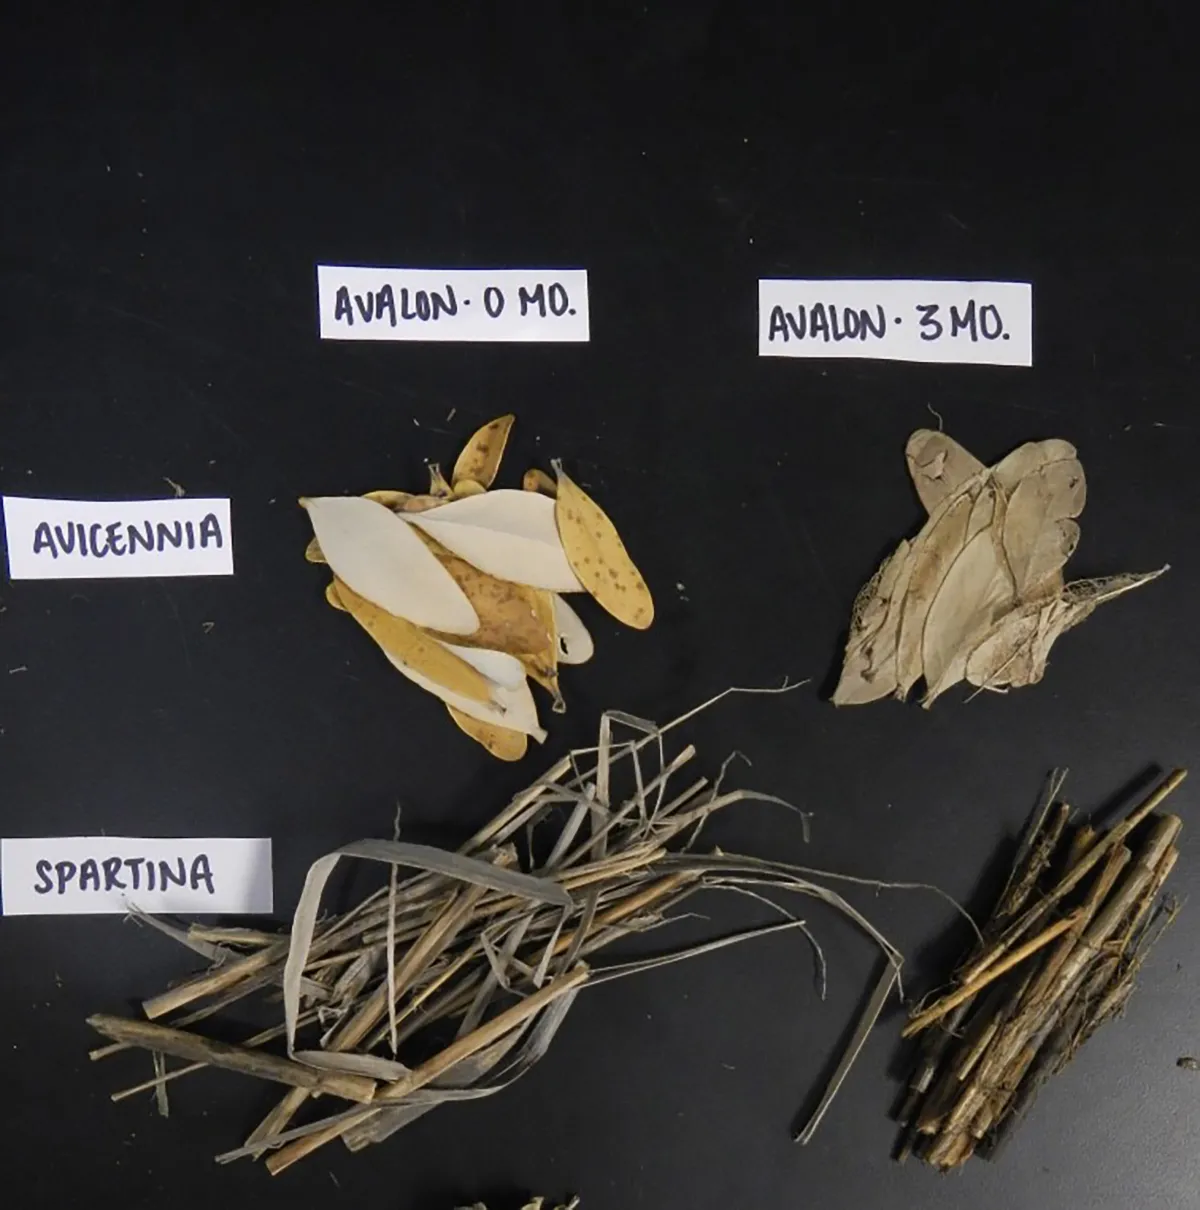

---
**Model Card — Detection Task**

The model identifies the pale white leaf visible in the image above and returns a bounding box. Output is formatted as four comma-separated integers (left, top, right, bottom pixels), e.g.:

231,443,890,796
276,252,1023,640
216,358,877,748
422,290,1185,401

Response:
302,496,478,635
442,643,527,689
552,594,594,664
408,490,584,592
384,650,546,741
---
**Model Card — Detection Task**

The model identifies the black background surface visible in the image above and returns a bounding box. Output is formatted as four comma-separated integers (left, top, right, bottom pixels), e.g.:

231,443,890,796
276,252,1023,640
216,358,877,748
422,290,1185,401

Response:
2,5,1198,1208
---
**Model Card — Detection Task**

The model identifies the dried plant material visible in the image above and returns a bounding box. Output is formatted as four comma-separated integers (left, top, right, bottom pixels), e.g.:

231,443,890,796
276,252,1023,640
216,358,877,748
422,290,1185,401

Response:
1001,458,1085,594
303,416,653,757
991,438,1077,496
906,431,985,513
894,769,1185,1169
553,460,654,630
363,489,414,510
523,467,558,497
89,687,933,1173
442,643,528,689
333,578,496,706
457,1199,579,1210
383,651,546,741
409,491,584,593
422,545,557,659
452,414,515,489
893,490,975,699
302,496,479,636
833,431,1167,708
428,463,454,498
921,529,1014,705
552,595,594,664
447,705,529,761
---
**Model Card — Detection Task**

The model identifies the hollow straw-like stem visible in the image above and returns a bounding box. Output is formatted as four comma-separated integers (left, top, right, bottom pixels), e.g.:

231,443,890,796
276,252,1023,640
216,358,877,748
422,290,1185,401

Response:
86,1015,377,1103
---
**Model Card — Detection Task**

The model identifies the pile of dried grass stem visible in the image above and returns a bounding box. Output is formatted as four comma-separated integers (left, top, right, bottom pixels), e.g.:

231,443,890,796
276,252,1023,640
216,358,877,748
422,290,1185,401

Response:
88,688,920,1173
895,767,1185,1169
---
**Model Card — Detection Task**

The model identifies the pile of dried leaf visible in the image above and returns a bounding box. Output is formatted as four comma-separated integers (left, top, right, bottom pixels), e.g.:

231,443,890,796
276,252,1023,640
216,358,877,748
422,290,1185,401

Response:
895,768,1185,1169
304,415,653,758
834,430,1167,707
86,689,918,1174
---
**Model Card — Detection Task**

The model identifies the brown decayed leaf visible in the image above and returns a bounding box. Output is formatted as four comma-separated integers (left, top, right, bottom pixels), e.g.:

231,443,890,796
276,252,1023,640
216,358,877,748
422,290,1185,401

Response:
411,529,556,659
452,414,515,489
1002,459,1086,594
446,704,528,761
894,489,975,698
991,439,1077,496
921,527,1015,705
906,430,986,514
333,577,496,706
552,460,653,630
523,468,557,497
837,431,1165,708
965,602,1043,690
832,539,912,705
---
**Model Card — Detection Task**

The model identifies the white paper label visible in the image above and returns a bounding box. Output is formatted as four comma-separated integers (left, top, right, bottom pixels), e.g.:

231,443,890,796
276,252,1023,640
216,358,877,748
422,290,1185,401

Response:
758,279,1032,365
0,837,273,916
317,265,589,342
2,496,234,580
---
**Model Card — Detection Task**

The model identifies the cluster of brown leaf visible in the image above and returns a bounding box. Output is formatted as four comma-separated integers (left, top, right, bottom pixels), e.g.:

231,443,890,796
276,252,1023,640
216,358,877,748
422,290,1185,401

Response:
834,430,1167,708
304,415,653,758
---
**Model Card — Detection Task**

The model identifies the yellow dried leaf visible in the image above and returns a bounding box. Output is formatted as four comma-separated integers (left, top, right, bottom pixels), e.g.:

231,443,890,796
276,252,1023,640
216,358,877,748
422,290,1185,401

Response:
362,489,445,514
453,478,487,498
305,536,326,564
552,460,653,630
332,577,495,706
325,580,347,611
362,489,411,509
523,468,557,497
452,414,515,489
446,704,528,761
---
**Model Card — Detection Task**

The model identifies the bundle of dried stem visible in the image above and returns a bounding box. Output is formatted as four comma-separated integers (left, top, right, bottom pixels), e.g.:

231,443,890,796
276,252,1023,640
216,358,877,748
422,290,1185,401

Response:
894,768,1186,1170
87,687,926,1173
